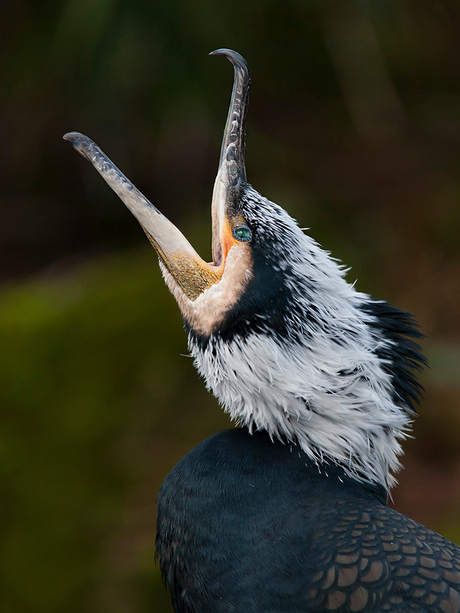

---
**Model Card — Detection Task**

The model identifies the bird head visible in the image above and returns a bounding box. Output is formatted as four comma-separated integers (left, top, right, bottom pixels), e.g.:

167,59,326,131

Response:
64,49,425,492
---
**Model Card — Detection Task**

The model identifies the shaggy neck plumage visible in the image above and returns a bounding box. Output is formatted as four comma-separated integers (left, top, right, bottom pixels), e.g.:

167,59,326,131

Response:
185,190,425,493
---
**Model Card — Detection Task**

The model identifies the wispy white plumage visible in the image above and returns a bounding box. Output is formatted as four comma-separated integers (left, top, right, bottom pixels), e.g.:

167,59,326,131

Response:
182,188,418,492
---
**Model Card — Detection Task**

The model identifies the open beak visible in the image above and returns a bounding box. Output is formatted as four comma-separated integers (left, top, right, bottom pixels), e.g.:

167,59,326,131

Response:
63,49,250,302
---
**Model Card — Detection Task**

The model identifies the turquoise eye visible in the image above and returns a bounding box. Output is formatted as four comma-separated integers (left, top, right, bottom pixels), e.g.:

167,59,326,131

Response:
233,224,252,242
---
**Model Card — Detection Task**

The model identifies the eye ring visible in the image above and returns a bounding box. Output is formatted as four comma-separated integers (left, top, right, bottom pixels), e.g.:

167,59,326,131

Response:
233,223,252,242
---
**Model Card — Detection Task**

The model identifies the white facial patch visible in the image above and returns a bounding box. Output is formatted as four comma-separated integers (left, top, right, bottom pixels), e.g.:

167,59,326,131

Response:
160,242,253,337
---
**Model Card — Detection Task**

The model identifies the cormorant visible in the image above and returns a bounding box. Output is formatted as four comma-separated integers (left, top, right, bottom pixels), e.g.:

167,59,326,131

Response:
64,50,460,613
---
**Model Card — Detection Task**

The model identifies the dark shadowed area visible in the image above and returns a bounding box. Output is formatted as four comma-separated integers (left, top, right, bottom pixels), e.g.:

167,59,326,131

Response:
1,1,460,611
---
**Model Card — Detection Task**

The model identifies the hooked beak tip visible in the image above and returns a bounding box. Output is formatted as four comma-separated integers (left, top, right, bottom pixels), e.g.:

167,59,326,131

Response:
63,131,81,144
209,48,227,57
63,131,93,151
209,49,250,72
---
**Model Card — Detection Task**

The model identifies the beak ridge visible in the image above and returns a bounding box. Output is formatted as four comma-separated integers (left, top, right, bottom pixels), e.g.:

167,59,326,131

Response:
63,131,203,262
209,49,251,188
209,49,251,266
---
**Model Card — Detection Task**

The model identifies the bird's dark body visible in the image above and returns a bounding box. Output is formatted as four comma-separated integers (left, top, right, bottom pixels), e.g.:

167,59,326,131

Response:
157,428,460,613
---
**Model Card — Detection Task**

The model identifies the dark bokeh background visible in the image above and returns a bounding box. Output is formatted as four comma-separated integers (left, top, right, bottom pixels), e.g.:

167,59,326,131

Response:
1,1,460,611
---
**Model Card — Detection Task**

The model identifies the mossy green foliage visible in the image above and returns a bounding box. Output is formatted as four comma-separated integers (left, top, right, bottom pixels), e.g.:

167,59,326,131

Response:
0,248,230,613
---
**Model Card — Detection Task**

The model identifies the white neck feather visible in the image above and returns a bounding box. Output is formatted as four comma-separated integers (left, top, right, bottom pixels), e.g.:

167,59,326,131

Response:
187,214,414,492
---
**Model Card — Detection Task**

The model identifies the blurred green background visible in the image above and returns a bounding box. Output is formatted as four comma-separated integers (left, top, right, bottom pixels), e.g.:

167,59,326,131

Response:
1,1,460,611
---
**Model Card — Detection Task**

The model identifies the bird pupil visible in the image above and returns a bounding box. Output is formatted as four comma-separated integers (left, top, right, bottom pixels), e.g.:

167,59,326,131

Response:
234,226,252,241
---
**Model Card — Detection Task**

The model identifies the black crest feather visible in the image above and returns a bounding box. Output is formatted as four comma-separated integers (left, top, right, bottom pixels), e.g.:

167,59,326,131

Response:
360,300,428,414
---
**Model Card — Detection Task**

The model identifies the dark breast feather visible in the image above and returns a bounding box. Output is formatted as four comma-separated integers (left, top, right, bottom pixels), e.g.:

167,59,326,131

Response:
156,428,460,613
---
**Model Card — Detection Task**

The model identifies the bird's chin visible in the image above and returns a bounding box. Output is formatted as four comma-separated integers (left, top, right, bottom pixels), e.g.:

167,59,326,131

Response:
160,242,253,338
